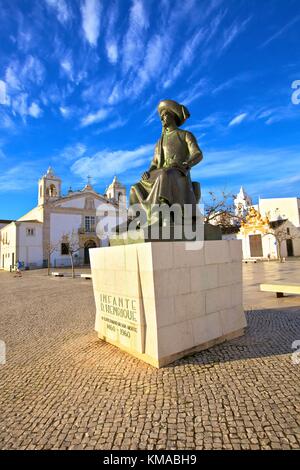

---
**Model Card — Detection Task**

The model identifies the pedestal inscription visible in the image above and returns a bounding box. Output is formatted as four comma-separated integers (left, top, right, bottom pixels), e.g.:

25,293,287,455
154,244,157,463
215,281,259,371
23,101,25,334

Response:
94,291,145,354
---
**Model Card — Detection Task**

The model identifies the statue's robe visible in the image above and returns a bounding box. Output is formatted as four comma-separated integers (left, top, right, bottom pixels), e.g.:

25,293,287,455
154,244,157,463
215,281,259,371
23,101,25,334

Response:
129,128,203,211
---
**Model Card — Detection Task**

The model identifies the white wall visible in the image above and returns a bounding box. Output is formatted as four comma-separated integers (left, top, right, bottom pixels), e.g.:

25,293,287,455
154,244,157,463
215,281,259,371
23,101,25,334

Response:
60,198,85,209
50,213,82,266
237,231,288,260
0,223,17,270
259,198,300,227
18,223,43,268
18,206,43,222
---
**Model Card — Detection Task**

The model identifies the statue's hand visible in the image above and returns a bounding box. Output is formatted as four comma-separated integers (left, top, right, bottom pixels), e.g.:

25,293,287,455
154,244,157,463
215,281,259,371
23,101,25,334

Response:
142,171,150,181
182,162,190,170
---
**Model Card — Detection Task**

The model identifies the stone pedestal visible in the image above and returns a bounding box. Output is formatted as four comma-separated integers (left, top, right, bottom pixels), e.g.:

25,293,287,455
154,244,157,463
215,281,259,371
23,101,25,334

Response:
90,241,247,368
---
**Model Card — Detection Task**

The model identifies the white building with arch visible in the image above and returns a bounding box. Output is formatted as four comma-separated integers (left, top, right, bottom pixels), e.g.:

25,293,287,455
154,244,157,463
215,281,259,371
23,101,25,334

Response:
0,168,127,271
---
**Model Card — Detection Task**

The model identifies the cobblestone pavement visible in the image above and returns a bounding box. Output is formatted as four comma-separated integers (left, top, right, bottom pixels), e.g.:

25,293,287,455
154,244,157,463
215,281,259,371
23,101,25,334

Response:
0,263,300,450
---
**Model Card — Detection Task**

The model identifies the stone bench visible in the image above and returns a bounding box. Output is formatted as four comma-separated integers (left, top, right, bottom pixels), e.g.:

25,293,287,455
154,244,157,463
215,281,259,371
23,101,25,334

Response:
80,274,92,280
51,272,64,277
260,283,300,298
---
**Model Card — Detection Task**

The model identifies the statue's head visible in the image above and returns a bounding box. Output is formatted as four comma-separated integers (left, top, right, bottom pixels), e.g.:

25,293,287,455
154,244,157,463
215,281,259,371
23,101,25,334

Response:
158,99,190,127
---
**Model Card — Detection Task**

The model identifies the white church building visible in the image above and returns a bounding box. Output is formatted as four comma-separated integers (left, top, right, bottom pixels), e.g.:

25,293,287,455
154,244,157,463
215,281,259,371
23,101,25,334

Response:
233,187,300,260
0,168,127,271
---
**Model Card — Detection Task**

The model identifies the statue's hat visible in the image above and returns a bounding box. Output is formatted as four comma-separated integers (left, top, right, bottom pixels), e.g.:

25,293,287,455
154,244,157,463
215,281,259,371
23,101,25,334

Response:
157,99,190,126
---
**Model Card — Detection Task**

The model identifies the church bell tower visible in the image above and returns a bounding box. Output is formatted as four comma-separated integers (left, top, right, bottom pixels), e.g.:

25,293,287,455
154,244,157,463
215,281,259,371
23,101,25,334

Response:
105,176,127,210
38,167,62,206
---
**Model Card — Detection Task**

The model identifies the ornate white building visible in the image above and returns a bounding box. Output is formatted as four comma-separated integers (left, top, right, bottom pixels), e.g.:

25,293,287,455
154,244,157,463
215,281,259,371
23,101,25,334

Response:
232,191,300,260
0,168,127,270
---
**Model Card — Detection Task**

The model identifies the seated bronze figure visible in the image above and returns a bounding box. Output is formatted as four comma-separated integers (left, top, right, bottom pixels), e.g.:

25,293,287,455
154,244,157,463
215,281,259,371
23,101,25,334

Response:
129,99,203,216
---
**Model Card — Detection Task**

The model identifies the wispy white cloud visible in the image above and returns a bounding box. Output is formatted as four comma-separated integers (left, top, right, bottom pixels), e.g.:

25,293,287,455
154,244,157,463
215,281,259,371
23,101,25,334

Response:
0,162,42,191
0,80,10,105
59,106,73,118
95,118,128,134
106,42,118,65
105,1,119,64
177,78,208,106
212,72,255,94
122,0,149,73
60,143,87,161
5,63,21,90
163,28,206,89
220,16,252,54
5,56,45,92
44,0,72,24
60,56,74,81
28,102,42,118
260,15,300,48
81,0,102,47
228,112,248,127
71,144,153,179
80,107,110,127
193,146,300,185
10,93,43,120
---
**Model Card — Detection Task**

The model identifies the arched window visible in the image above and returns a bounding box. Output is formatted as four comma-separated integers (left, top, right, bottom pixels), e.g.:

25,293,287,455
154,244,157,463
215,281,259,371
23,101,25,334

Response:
47,184,57,197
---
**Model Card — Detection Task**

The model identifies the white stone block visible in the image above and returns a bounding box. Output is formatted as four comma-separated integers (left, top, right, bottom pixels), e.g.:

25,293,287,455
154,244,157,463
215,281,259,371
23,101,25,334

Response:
155,296,175,327
90,241,246,368
206,286,232,314
174,292,206,323
157,320,194,358
138,270,155,299
192,312,222,346
125,244,139,272
109,245,126,270
231,283,243,307
153,267,190,298
218,263,233,287
220,306,247,335
205,241,230,265
231,262,242,284
137,243,153,272
229,240,242,261
152,242,174,270
191,264,218,292
173,241,205,268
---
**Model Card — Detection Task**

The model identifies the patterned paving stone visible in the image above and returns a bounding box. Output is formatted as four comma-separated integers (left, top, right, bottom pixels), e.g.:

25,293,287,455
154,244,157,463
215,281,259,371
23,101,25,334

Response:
0,264,300,450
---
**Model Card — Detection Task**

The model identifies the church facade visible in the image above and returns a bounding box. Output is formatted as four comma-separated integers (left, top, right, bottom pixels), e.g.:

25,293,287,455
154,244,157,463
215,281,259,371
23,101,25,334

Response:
231,187,300,260
0,168,127,271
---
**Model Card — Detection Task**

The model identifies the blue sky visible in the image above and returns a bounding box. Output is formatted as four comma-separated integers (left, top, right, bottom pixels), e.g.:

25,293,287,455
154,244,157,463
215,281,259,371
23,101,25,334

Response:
0,0,300,219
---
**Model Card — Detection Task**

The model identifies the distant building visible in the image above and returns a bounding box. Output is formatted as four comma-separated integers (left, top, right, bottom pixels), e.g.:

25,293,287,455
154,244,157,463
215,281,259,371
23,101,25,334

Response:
232,192,300,260
234,186,253,220
0,168,127,271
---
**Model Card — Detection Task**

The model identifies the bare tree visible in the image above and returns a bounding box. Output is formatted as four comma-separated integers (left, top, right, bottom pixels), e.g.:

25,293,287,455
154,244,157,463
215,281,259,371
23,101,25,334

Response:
45,242,59,276
61,230,82,278
204,190,246,228
265,221,300,262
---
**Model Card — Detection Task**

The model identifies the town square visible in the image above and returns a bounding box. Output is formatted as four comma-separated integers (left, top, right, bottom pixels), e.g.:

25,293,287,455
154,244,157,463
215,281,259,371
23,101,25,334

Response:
0,0,300,457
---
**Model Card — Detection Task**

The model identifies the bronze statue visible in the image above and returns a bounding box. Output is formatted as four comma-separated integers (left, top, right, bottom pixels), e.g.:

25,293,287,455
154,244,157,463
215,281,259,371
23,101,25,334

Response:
129,99,203,215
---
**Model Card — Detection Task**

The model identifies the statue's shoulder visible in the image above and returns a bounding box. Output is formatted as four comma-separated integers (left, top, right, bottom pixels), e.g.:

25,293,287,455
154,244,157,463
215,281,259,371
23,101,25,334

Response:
177,129,196,140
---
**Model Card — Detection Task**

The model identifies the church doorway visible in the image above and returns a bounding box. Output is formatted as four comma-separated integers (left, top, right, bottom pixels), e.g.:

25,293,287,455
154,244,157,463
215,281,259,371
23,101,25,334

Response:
249,234,263,257
287,239,294,257
84,240,97,265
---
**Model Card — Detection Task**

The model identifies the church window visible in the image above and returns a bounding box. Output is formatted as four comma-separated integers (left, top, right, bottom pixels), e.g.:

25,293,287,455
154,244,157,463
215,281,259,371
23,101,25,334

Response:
61,243,70,255
26,228,35,236
40,186,42,197
47,184,57,197
85,216,95,232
